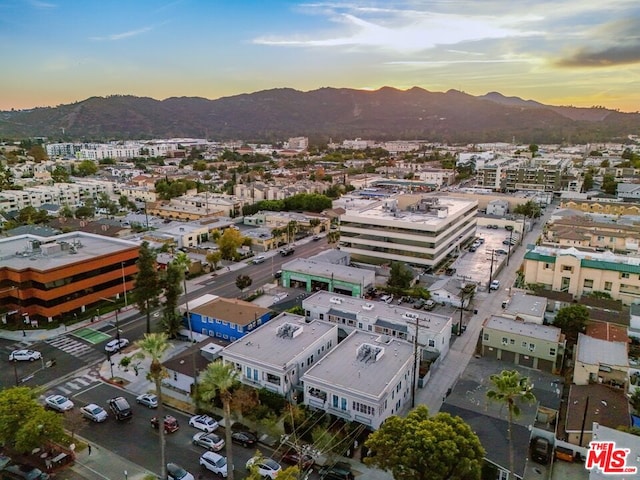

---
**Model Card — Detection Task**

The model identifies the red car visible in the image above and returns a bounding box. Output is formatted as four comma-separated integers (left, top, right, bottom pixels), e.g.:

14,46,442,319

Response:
151,415,180,434
281,450,314,470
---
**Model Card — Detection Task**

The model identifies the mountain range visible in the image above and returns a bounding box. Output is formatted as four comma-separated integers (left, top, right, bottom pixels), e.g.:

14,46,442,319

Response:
1,87,638,144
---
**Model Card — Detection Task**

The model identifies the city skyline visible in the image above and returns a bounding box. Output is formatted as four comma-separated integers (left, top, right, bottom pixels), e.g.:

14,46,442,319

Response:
2,0,639,112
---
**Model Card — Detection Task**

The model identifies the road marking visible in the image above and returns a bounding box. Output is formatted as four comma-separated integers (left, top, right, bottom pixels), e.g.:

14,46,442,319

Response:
71,381,104,397
72,327,111,344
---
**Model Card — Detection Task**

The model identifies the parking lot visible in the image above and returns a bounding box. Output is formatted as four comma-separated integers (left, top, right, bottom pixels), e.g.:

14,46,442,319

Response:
449,224,520,289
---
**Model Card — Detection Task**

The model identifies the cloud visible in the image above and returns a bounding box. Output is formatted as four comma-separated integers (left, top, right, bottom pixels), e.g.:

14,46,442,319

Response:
555,44,640,67
90,26,154,42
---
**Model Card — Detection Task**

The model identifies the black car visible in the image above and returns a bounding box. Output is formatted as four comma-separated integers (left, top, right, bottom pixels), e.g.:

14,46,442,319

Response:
318,462,354,480
231,430,258,447
107,396,132,421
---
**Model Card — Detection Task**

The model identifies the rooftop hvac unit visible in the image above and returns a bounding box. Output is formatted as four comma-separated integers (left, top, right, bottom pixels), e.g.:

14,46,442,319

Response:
330,296,342,304
362,303,374,311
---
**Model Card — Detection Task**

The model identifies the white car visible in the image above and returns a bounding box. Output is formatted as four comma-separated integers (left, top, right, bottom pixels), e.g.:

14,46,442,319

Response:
104,338,130,353
80,403,108,422
45,394,74,412
200,451,228,477
252,255,266,264
490,280,501,291
188,414,219,433
246,457,281,480
136,393,158,408
9,349,42,362
167,462,195,480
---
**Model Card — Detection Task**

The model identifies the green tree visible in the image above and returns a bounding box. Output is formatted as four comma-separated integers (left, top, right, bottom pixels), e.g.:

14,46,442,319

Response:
199,361,240,480
601,173,618,195
51,165,70,183
136,333,171,479
0,163,14,189
486,370,536,479
132,241,161,334
76,160,98,177
206,250,222,272
236,274,253,292
512,200,541,220
528,144,539,157
217,228,245,260
75,205,95,219
172,252,194,340
582,171,594,191
553,304,589,345
365,405,485,480
387,262,414,290
161,261,183,335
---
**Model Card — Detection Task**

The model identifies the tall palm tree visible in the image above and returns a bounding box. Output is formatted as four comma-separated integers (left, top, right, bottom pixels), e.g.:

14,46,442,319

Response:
486,370,536,479
199,361,240,480
136,333,171,479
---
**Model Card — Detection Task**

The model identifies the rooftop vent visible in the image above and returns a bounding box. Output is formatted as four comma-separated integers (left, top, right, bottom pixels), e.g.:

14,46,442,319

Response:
276,323,303,339
356,343,384,363
329,296,342,305
402,312,418,320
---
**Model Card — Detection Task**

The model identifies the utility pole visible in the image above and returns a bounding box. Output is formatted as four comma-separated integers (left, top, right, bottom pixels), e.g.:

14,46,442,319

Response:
488,249,495,290
507,229,513,266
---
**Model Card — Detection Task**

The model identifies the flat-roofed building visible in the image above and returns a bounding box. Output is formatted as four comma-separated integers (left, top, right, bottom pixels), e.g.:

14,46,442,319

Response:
281,259,375,297
481,316,565,373
573,333,628,389
221,313,338,399
302,330,414,429
501,292,547,324
523,245,640,305
338,194,477,269
0,232,138,325
302,291,451,358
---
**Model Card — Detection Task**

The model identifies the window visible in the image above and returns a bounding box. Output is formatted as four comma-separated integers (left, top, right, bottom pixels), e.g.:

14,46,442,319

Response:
550,347,556,356
253,369,258,381
305,310,310,317
502,337,508,345
621,273,630,279
428,339,435,347
215,319,221,324
358,322,363,329
352,401,374,415
332,395,339,408
266,373,281,386
583,279,594,288
319,313,324,320
510,339,515,345
529,343,535,352
561,265,573,272
483,333,489,341
544,263,552,269
341,397,347,411
604,281,612,292
522,341,527,348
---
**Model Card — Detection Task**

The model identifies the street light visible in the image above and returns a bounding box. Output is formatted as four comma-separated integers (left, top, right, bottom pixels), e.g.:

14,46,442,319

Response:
100,297,121,344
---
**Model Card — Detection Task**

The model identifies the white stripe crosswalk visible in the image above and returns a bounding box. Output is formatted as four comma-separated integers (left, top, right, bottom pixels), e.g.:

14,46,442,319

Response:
45,335,105,363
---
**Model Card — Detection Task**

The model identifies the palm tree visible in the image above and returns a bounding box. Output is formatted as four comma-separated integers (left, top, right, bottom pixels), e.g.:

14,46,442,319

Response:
486,370,536,479
136,333,171,479
199,361,240,480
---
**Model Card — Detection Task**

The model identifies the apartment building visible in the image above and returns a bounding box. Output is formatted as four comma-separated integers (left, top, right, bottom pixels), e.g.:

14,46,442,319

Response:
338,194,477,269
302,330,414,429
543,216,640,253
523,245,640,305
503,157,571,192
302,291,452,358
221,313,338,399
0,181,113,211
481,316,565,373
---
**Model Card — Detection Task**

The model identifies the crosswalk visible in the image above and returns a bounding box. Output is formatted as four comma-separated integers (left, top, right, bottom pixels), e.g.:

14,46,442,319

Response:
45,335,106,364
44,366,104,396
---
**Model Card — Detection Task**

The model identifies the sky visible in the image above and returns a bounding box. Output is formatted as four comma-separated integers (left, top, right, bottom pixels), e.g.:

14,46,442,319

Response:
1,0,640,112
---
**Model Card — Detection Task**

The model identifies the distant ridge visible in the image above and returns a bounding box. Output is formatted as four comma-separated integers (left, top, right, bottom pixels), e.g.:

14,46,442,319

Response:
0,87,638,143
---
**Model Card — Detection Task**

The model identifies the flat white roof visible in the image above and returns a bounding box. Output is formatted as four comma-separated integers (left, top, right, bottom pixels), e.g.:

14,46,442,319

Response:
484,316,561,342
283,259,375,285
576,333,628,367
303,330,413,398
504,293,546,318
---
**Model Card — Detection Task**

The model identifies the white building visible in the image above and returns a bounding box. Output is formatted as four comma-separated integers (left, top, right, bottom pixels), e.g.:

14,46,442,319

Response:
221,313,338,399
302,330,414,429
338,194,477,268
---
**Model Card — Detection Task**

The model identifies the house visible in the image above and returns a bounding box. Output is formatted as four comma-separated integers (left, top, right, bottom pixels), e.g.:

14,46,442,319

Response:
481,316,565,373
428,277,470,308
161,340,215,400
564,384,629,447
501,292,547,324
573,333,628,390
221,313,338,399
188,296,272,342
486,199,509,217
301,330,414,429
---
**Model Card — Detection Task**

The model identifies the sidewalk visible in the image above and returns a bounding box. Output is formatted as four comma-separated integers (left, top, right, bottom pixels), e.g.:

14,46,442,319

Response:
69,440,154,480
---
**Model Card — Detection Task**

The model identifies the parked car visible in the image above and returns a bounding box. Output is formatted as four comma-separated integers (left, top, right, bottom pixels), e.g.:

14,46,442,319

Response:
312,235,321,241
318,462,355,480
445,267,457,276
107,396,132,421
80,403,108,422
531,437,551,464
280,246,295,256
413,299,426,310
151,415,180,434
281,450,315,470
104,338,129,353
189,414,218,432
192,432,225,451
231,431,257,447
45,394,74,412
136,393,158,408
495,249,508,255
489,280,501,291
274,270,283,279
424,299,436,311
9,350,41,362
167,462,195,480
246,457,281,480
2,462,50,480
199,452,228,477
505,225,514,231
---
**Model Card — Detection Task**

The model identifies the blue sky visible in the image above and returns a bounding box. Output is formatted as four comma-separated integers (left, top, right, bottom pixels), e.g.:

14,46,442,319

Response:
1,0,639,111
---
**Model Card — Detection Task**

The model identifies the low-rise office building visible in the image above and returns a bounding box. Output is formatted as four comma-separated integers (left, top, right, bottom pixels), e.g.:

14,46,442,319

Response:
338,194,477,269
221,313,338,399
302,330,414,429
281,259,375,297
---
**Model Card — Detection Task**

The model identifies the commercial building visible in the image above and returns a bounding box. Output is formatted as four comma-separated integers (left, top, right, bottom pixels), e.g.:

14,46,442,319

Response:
281,259,375,297
338,194,477,269
0,232,138,325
